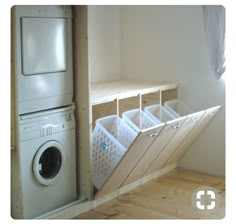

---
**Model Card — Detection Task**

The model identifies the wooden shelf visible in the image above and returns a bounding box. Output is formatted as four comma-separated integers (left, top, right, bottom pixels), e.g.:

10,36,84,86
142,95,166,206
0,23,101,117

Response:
91,80,178,105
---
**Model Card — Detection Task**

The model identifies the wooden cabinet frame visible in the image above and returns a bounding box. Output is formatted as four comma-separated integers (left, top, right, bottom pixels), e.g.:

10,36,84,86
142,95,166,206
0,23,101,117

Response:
73,6,221,201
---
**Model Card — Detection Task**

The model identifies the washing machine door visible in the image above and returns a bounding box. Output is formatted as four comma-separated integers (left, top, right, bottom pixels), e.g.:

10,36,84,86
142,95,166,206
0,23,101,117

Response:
33,141,65,186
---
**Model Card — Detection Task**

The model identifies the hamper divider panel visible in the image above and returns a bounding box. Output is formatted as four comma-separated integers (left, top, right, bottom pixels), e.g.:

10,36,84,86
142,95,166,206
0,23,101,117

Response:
164,106,221,166
118,96,140,117
161,88,178,104
92,100,117,128
141,91,160,109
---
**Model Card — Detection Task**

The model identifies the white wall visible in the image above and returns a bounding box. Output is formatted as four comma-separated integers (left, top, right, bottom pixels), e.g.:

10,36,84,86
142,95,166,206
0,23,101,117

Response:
120,6,225,176
88,6,121,82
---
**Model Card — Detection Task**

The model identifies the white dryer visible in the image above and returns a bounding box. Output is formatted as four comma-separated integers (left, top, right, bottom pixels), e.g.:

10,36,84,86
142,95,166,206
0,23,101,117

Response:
14,106,77,218
13,6,73,114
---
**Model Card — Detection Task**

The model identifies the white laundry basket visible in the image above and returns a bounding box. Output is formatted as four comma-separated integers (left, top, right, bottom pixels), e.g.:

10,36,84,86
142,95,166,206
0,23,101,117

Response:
144,104,176,123
92,115,137,189
164,99,193,118
122,108,161,132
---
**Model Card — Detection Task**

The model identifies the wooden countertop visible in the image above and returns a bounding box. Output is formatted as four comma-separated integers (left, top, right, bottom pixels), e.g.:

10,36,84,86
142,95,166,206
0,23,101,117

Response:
91,80,178,105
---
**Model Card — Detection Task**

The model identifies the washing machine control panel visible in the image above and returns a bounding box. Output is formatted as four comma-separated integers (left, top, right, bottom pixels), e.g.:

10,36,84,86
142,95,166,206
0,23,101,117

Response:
40,114,74,137
19,110,75,141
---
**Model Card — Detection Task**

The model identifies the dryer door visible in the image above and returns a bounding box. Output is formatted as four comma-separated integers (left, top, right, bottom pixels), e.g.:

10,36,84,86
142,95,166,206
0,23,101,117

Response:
21,18,67,75
33,141,65,186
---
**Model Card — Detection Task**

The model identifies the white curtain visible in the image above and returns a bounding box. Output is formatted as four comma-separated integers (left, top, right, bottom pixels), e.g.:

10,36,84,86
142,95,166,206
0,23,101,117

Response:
203,5,226,79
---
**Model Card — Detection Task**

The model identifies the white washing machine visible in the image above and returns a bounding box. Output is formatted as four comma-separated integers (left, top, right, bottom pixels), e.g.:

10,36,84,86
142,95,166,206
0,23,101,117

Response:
13,6,73,114
15,106,77,218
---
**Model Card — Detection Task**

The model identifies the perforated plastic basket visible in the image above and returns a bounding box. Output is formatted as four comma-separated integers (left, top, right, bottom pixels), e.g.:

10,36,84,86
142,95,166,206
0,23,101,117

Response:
122,108,161,132
144,104,177,123
164,99,193,117
92,115,137,189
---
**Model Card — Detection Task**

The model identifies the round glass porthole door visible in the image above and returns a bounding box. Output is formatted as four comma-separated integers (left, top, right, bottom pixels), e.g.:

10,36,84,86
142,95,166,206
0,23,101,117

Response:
33,141,65,186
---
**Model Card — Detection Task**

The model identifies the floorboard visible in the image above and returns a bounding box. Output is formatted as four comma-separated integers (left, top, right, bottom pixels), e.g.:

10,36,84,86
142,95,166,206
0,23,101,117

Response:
73,168,225,219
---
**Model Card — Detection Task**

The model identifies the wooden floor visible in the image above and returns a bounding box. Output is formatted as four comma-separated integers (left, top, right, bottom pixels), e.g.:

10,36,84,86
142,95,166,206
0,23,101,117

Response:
73,168,225,219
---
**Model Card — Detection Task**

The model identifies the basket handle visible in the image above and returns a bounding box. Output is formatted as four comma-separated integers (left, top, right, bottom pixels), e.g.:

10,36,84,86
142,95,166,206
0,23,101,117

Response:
192,117,200,123
147,131,159,138
171,123,181,129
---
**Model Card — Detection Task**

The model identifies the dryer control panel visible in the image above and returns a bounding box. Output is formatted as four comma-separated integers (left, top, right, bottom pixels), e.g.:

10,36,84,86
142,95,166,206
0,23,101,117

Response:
19,107,75,141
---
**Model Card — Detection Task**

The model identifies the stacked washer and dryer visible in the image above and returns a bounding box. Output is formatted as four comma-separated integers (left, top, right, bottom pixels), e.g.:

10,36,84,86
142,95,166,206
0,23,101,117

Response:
11,6,77,218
